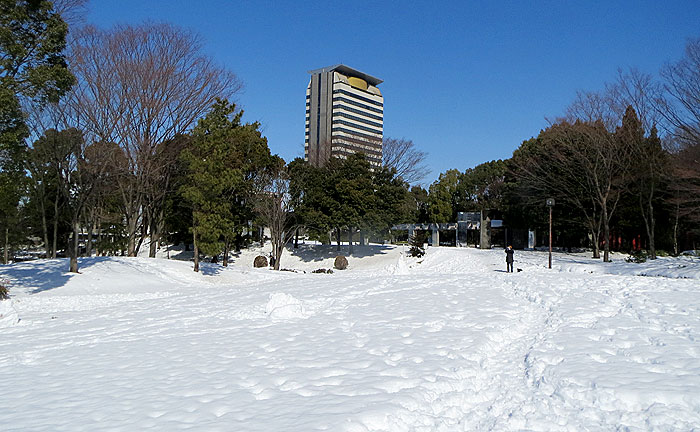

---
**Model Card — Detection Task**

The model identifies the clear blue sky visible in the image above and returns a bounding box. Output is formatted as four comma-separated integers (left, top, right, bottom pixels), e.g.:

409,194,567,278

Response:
87,1,700,185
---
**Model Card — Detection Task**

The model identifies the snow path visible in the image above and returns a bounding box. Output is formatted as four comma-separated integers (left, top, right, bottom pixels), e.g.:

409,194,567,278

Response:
1,248,699,430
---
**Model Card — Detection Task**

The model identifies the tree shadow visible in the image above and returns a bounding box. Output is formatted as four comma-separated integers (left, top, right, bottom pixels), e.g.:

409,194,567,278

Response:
287,243,393,262
0,257,102,295
163,248,243,266
199,263,225,276
169,249,194,261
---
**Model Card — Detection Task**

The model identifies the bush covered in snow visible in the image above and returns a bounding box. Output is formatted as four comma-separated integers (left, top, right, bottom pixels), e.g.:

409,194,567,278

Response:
626,251,649,263
409,231,428,257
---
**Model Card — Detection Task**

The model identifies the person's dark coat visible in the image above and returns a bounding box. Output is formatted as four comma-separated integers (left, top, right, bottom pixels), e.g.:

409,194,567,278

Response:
505,247,514,263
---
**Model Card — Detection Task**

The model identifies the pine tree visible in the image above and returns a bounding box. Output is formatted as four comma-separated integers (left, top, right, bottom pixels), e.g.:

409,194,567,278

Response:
180,99,275,272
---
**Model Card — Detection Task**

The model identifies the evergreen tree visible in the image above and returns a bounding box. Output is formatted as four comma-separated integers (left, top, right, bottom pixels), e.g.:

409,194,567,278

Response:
408,185,430,224
327,154,374,253
1,0,74,262
457,160,507,221
366,165,410,241
427,169,461,223
290,154,411,250
288,157,334,244
618,106,667,258
180,99,275,272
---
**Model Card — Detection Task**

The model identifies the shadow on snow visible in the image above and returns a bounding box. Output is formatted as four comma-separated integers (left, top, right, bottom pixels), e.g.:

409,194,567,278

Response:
0,257,103,295
287,243,393,262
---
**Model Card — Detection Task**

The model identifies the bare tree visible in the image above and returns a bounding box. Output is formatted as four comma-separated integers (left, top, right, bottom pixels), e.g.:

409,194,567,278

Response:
51,0,89,27
559,69,663,134
25,103,71,258
607,68,664,134
656,37,700,251
558,71,669,258
513,133,603,259
670,140,700,222
33,128,109,272
66,23,243,256
513,121,634,261
605,71,667,259
658,37,700,147
382,137,429,184
560,90,618,131
254,165,298,271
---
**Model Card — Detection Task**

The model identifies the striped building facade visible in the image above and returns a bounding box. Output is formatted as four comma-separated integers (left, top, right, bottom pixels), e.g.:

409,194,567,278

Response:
305,64,383,167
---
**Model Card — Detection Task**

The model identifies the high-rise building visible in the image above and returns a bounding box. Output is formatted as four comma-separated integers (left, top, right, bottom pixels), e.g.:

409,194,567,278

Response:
305,64,383,167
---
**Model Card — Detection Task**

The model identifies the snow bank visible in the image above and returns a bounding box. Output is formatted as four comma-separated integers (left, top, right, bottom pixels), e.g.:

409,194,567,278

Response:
386,253,411,275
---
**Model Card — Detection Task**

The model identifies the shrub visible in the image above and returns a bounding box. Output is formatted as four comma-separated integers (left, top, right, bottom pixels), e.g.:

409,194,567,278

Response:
253,255,268,268
626,250,648,263
334,255,348,270
0,279,9,300
312,268,333,274
409,231,428,258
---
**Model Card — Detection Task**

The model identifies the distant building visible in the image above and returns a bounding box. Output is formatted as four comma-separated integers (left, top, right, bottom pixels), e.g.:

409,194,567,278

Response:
305,64,383,167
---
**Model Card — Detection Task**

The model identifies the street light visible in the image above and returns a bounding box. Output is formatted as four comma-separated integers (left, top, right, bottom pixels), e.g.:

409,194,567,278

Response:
546,198,555,269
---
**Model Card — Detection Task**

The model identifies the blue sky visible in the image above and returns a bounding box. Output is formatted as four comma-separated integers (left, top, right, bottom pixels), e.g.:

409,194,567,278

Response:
87,1,700,185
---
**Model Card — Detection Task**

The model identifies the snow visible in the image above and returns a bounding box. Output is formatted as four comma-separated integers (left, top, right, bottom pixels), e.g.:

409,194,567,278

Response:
265,292,307,320
1,245,699,431
0,298,19,328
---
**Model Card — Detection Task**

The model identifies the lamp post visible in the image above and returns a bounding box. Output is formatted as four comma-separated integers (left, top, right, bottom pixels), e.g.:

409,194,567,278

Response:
546,198,555,269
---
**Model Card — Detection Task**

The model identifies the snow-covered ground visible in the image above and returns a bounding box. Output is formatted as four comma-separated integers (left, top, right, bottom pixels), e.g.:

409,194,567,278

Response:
1,245,699,431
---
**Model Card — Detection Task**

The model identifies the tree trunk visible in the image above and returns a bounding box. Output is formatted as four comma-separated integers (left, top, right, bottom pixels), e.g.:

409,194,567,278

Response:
348,226,354,255
587,216,602,259
40,199,49,258
135,219,147,256
127,216,138,257
193,225,199,273
639,186,657,259
274,239,282,271
52,196,59,259
223,240,229,267
95,212,102,257
156,212,165,249
86,218,95,257
294,228,299,249
69,221,79,273
645,199,656,260
149,215,158,258
3,227,8,265
602,205,610,263
673,203,680,256
336,227,341,251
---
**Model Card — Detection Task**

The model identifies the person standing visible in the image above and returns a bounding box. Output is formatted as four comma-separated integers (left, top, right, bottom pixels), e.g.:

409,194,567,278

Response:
505,245,514,273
